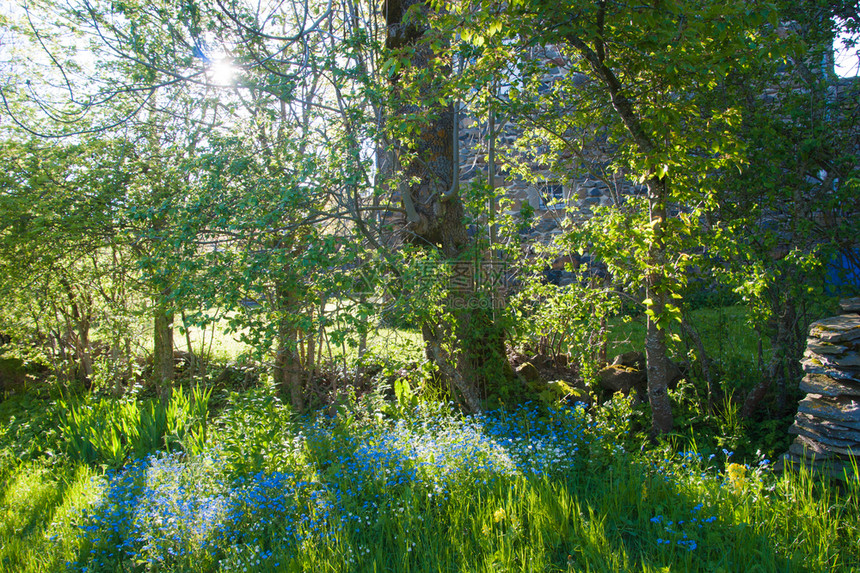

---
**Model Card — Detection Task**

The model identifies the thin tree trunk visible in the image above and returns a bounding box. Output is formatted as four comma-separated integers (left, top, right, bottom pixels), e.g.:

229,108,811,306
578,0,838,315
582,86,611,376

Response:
563,26,676,433
644,180,673,434
111,339,123,396
742,299,796,418
356,294,367,387
125,338,133,389
181,311,197,377
598,315,608,366
153,294,174,399
776,301,797,412
681,316,715,412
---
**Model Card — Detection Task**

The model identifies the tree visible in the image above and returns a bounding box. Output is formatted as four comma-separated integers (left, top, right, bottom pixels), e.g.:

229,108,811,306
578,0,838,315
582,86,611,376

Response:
1,0,373,405
713,1,860,417
0,138,146,390
384,0,519,411
440,0,781,432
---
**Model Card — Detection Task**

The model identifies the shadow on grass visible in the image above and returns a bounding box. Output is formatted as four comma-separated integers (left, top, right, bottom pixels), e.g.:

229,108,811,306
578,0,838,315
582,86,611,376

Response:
0,462,86,572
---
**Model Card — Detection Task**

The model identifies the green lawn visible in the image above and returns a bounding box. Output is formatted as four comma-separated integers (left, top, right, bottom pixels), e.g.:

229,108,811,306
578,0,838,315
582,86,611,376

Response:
606,306,766,364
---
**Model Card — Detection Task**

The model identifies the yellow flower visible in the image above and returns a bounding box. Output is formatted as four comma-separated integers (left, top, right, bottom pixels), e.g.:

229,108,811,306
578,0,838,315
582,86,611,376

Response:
726,462,747,493
493,508,506,523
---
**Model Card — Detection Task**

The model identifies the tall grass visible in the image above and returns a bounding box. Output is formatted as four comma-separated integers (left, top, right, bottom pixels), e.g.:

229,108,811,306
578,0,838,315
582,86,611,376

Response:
56,385,212,467
0,375,856,572
0,391,855,572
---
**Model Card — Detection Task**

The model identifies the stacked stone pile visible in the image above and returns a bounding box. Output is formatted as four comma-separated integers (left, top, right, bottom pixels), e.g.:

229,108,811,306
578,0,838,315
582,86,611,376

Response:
781,297,860,478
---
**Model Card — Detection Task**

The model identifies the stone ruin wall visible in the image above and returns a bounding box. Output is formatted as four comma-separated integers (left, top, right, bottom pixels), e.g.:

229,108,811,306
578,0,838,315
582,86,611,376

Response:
455,49,643,250
457,110,645,246
457,113,640,248
455,49,859,252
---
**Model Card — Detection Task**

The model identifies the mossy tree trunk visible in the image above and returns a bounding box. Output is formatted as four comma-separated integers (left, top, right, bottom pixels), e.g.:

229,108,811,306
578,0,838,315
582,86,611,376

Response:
386,0,509,411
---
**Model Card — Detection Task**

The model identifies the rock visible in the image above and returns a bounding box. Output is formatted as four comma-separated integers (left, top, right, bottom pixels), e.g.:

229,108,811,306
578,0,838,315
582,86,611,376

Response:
535,219,558,233
173,350,194,367
601,351,682,393
666,360,684,387
797,395,860,423
816,442,859,456
597,364,646,396
799,373,860,398
543,380,592,406
808,315,860,343
806,338,853,356
789,435,834,461
796,412,860,432
801,358,860,383
552,255,579,271
794,415,860,443
611,351,645,370
783,303,860,479
804,348,860,369
516,362,540,383
789,422,860,448
840,297,860,313
795,412,860,430
528,354,551,367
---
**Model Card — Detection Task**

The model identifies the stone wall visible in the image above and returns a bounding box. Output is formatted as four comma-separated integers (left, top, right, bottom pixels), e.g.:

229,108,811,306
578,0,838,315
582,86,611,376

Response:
455,51,859,251
779,297,860,479
456,51,647,248
458,104,644,247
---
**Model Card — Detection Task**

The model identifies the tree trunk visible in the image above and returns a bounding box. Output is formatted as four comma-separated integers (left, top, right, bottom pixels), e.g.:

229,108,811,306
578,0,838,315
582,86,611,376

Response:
59,278,93,384
275,321,305,411
153,297,174,399
75,317,94,384
741,298,796,418
644,305,674,433
644,180,674,434
274,282,306,411
386,0,510,411
681,315,715,412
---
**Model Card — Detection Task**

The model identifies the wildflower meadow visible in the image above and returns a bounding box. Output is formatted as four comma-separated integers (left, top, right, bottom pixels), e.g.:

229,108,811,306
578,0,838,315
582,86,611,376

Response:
1,387,858,572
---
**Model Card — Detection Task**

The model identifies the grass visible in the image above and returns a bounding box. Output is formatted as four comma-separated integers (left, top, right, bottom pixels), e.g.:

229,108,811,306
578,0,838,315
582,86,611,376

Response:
0,304,853,571
157,316,424,369
606,306,767,366
0,461,100,572
0,387,858,572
